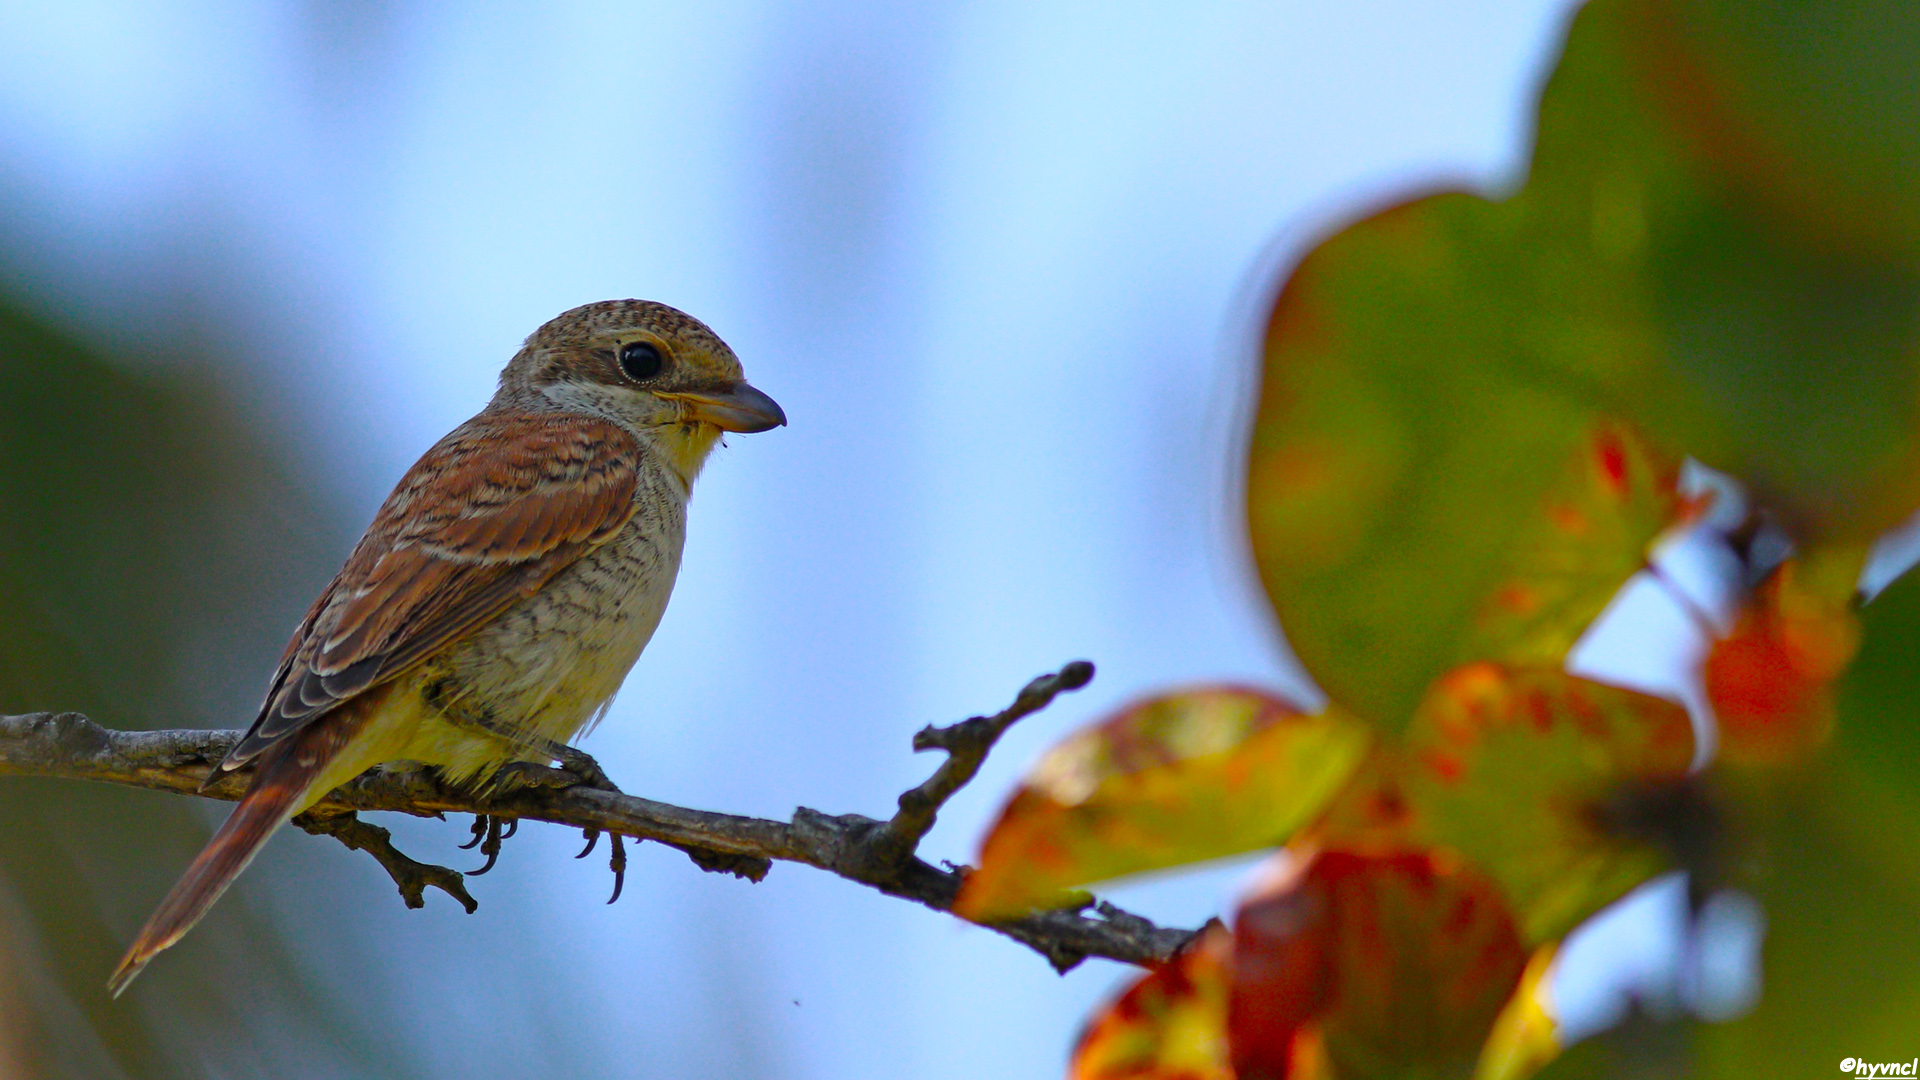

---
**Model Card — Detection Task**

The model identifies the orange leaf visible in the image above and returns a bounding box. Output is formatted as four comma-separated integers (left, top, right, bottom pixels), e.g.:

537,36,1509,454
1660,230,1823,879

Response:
1706,558,1861,767
957,688,1369,920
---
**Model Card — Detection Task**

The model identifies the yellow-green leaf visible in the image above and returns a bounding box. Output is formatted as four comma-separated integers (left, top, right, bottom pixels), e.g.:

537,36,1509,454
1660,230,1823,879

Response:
1397,664,1695,943
956,688,1369,920
1474,945,1563,1080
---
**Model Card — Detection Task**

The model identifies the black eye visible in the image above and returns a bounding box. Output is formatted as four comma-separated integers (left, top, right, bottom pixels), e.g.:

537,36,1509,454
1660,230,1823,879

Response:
619,341,665,380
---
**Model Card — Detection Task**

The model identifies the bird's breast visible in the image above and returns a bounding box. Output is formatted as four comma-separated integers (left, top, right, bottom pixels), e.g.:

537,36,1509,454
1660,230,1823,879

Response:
426,473,689,767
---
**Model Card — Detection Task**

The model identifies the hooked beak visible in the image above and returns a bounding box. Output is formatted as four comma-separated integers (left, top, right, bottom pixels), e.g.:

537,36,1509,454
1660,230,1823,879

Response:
659,382,787,433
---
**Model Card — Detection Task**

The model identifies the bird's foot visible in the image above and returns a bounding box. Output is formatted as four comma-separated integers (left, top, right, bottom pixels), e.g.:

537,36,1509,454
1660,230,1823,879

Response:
477,747,631,902
549,744,622,795
474,738,622,795
542,747,630,900
481,741,621,797
296,809,480,913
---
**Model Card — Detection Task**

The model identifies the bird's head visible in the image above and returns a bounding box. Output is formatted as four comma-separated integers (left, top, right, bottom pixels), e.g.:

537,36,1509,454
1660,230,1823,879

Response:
498,299,786,484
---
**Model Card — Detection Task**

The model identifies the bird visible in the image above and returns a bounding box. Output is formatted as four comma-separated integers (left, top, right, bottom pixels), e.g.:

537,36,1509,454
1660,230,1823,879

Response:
108,299,784,996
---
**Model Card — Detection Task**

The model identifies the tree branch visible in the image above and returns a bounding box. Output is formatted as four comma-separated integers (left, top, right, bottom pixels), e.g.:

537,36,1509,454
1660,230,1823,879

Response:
0,663,1197,972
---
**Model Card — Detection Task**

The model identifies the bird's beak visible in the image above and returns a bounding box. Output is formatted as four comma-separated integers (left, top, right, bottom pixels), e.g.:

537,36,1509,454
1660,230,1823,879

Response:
658,382,787,433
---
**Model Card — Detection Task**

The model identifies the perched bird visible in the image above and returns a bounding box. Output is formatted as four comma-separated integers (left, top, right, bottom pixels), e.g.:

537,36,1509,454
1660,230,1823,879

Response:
109,299,783,996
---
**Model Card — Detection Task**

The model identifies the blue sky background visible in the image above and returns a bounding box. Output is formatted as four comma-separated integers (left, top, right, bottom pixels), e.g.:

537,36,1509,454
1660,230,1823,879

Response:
0,3,1731,1077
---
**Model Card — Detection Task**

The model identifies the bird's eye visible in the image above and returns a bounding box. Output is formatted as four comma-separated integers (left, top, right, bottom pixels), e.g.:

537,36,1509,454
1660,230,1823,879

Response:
619,341,665,381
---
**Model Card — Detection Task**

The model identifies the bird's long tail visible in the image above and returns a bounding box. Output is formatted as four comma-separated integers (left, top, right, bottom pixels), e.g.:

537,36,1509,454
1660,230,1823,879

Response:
108,717,357,997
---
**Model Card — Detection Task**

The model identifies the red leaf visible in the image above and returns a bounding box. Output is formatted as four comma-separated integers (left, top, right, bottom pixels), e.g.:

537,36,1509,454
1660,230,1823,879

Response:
1229,848,1528,1079
1069,923,1236,1080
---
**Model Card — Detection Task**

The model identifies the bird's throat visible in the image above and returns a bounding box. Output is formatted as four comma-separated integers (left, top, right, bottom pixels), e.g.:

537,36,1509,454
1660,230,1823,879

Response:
656,422,723,489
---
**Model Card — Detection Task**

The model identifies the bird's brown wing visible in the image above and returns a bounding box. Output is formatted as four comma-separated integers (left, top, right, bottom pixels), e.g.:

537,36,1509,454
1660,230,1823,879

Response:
219,410,643,771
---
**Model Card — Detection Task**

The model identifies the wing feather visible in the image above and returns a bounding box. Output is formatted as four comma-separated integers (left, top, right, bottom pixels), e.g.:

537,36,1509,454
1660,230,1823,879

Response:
219,411,642,770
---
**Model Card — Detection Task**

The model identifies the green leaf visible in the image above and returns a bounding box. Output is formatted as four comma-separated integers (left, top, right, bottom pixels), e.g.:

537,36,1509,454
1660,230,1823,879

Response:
956,688,1370,920
1460,422,1682,670
1246,192,1628,729
1629,0,1920,261
1247,0,1920,737
1529,0,1920,542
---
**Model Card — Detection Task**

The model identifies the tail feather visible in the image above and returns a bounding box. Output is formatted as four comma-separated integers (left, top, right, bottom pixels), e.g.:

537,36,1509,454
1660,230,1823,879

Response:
108,729,341,997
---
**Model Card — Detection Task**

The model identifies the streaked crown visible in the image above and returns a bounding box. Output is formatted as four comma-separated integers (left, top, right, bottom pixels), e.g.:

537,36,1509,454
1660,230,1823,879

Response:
497,299,744,400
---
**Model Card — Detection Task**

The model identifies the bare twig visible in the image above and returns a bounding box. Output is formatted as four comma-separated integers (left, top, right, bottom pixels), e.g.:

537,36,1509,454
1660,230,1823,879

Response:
0,663,1198,972
863,659,1096,870
294,809,478,913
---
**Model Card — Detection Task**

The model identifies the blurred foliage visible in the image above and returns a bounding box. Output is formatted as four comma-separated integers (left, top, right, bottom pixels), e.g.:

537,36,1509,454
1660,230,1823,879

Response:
1680,569,1920,1077
1229,849,1527,1080
1386,665,1693,946
957,689,1370,921
964,0,1920,1075
0,297,388,1077
1071,922,1236,1080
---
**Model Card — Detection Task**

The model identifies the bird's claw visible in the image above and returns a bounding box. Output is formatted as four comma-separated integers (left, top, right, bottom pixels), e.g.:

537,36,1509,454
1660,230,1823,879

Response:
607,833,627,904
465,814,513,875
571,826,627,902
459,815,488,850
